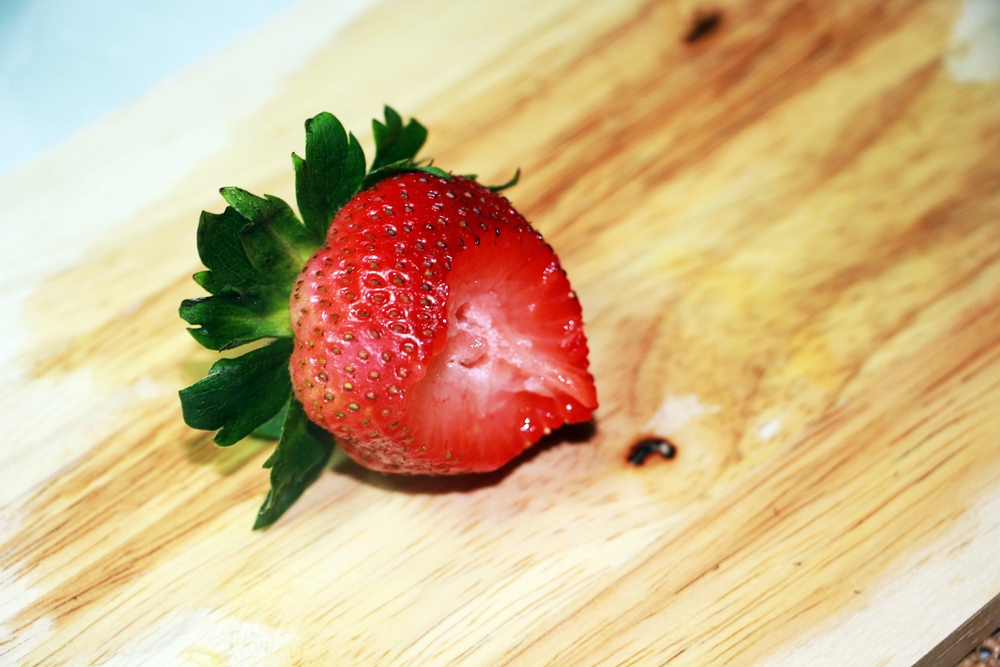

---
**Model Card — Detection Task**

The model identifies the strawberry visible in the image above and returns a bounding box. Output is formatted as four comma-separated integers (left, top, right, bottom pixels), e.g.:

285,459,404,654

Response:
289,173,596,474
179,108,596,527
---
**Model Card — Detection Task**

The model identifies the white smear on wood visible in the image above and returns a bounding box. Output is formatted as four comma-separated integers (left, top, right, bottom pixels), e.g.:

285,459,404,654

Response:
0,372,171,505
0,566,44,619
0,617,53,666
644,395,720,435
761,488,1000,667
757,418,782,440
0,508,23,545
84,608,291,667
946,0,1000,82
0,566,53,665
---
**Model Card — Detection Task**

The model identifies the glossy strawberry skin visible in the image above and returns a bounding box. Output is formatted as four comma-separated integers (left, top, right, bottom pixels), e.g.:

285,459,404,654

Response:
289,173,596,474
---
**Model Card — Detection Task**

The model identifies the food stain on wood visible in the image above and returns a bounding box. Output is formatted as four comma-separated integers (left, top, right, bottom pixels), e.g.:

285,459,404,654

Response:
684,10,722,44
627,437,678,466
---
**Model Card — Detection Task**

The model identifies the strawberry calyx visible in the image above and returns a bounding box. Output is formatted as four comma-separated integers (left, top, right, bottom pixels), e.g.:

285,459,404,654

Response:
179,108,520,529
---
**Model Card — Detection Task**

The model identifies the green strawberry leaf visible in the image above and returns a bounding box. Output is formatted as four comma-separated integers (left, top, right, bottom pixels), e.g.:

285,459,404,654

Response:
371,106,428,171
253,399,289,440
487,168,520,192
293,112,366,240
361,160,451,192
179,338,293,447
415,164,451,180
192,207,260,294
254,399,335,530
184,192,319,351
180,293,291,351
220,188,317,283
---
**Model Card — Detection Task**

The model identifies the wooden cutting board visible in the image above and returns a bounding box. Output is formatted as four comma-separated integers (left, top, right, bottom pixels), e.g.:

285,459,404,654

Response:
2,0,999,664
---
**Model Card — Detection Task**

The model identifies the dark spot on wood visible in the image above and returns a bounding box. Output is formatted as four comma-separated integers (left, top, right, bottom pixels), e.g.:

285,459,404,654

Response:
684,11,722,44
627,437,677,465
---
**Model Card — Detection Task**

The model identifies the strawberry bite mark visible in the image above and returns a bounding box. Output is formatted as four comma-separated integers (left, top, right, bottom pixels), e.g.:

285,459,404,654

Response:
290,173,597,474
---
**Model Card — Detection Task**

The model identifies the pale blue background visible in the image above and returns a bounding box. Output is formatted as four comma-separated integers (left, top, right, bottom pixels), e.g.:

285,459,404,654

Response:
0,0,301,177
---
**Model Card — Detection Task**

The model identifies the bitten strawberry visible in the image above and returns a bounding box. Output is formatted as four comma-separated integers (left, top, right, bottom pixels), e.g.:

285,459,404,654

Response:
289,173,596,474
179,108,596,528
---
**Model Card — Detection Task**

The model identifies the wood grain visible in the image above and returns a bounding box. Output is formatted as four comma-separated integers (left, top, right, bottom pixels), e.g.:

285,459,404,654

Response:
2,0,999,665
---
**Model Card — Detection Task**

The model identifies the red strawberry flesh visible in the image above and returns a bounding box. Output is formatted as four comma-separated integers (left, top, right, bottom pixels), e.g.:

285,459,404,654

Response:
289,173,596,474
